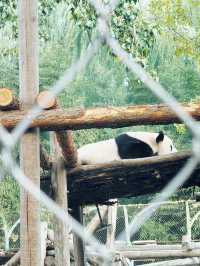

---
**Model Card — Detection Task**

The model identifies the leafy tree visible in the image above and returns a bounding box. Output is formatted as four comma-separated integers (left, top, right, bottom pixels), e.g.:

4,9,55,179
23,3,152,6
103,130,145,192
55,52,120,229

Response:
67,0,157,63
0,176,19,248
149,0,200,69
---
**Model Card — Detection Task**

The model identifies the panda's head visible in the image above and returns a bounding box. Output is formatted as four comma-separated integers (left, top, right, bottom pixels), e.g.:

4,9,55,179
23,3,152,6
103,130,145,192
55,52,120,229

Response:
156,131,177,155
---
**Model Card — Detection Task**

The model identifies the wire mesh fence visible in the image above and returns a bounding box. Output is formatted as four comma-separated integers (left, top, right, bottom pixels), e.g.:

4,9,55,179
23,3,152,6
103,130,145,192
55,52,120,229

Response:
2,201,200,250
0,0,200,264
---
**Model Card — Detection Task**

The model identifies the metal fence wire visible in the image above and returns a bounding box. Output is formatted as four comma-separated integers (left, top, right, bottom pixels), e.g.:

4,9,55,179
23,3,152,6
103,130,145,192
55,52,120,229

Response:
0,0,200,264
3,201,200,250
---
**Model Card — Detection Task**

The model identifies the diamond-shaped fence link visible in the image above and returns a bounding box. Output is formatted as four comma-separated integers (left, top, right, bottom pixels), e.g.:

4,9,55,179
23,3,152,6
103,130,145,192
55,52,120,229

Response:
0,0,200,264
3,201,200,250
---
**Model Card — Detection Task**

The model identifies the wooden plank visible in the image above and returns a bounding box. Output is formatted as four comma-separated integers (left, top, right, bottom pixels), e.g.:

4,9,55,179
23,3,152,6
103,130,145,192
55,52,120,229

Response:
67,151,200,206
51,137,70,266
1,102,200,131
139,257,200,266
119,248,200,259
18,0,40,265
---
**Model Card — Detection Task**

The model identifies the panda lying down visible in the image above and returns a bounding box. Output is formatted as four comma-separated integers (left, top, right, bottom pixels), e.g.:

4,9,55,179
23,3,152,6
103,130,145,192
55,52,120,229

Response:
78,131,177,165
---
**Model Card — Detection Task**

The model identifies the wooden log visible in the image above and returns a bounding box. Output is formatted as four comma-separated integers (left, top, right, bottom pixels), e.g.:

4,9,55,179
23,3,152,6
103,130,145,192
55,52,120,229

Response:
56,130,78,168
119,248,200,259
51,137,70,266
67,151,200,206
0,88,19,111
106,203,117,248
55,126,84,266
36,90,57,110
117,243,200,251
38,91,78,168
1,102,200,131
37,91,78,168
72,206,85,266
139,257,200,266
18,0,41,265
40,144,52,170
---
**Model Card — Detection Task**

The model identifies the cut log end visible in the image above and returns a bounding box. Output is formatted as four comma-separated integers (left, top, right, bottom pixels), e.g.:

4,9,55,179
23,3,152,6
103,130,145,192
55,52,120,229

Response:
37,90,57,110
0,88,14,108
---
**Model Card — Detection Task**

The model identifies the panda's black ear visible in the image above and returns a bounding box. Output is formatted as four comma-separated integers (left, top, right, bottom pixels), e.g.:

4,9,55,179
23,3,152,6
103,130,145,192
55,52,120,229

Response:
156,131,164,143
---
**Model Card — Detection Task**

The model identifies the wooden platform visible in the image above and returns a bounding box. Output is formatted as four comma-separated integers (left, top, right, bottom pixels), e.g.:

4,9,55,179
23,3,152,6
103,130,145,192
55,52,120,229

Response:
41,151,200,206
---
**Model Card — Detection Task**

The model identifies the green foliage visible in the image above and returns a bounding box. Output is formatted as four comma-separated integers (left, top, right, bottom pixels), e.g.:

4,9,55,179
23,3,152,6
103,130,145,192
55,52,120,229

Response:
67,0,156,63
0,177,19,225
0,176,20,248
149,0,200,69
0,0,64,40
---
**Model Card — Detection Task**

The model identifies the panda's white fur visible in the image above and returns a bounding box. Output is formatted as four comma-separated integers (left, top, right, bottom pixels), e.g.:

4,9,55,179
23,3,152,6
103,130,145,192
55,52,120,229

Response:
78,131,177,165
126,132,177,155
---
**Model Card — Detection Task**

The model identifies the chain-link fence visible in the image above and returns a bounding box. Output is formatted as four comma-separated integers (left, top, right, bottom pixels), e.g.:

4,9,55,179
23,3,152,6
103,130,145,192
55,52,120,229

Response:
0,0,200,264
2,201,200,251
85,201,200,244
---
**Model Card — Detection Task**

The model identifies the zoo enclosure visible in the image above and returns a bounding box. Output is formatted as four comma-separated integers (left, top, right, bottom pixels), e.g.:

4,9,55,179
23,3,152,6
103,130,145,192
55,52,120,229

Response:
0,0,200,265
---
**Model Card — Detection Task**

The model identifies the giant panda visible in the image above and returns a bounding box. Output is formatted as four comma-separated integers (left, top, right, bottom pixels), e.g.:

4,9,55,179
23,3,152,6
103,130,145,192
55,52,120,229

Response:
78,131,177,165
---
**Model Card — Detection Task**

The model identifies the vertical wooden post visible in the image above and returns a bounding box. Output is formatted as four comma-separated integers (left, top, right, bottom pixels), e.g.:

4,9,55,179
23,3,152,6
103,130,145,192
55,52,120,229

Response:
52,136,70,266
55,130,85,266
72,206,85,266
106,203,117,249
18,0,40,265
123,206,131,245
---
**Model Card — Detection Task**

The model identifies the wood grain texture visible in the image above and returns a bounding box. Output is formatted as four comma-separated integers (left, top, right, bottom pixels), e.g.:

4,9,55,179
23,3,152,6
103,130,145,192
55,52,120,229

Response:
18,0,41,265
40,144,52,170
56,130,78,168
0,102,200,131
67,151,200,206
0,88,20,110
36,90,58,110
51,138,70,266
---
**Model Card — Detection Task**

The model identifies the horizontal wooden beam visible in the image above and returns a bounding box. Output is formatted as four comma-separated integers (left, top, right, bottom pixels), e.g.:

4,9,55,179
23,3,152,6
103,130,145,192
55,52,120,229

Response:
119,248,200,259
67,151,200,206
1,102,200,131
139,257,200,266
